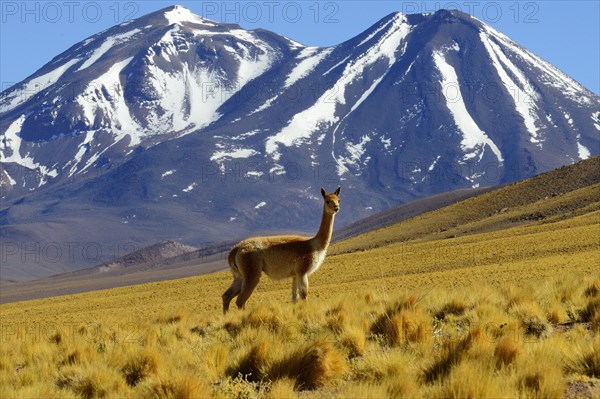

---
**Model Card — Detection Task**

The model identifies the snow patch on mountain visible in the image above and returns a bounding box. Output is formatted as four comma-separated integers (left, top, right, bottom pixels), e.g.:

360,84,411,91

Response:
248,95,279,115
77,29,142,71
142,26,276,135
481,24,592,106
577,142,591,160
337,135,372,174
0,115,57,185
266,14,411,162
161,169,176,178
480,31,540,145
164,5,217,26
592,112,600,131
77,57,143,146
358,18,394,47
1,58,80,112
285,47,333,88
433,51,503,163
68,130,96,177
182,182,197,192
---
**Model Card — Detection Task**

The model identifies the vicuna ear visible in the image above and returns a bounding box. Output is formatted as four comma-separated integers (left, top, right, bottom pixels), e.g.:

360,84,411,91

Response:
335,186,341,196
320,188,326,198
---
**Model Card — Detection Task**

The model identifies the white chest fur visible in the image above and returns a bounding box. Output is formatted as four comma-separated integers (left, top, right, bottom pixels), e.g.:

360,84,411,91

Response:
308,250,327,275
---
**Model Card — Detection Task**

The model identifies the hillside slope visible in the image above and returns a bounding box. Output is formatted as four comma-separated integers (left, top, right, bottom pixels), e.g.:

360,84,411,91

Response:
331,156,600,255
1,157,598,303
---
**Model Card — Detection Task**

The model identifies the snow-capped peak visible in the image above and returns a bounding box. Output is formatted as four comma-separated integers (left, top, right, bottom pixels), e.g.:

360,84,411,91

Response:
163,5,218,27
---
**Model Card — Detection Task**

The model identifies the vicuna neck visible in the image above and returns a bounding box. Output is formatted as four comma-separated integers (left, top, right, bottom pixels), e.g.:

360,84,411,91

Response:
312,207,335,250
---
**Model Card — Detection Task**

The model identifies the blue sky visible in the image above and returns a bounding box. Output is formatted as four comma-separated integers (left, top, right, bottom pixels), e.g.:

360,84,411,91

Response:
1,1,599,94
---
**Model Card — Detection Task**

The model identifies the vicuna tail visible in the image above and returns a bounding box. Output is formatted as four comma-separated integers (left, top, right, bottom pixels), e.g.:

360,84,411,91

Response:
228,246,240,277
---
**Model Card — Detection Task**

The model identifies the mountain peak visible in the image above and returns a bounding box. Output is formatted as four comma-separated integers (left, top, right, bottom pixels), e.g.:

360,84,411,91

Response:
161,5,219,27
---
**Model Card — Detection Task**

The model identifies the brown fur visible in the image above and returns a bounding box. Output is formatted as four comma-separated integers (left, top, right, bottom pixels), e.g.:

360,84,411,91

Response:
222,187,341,313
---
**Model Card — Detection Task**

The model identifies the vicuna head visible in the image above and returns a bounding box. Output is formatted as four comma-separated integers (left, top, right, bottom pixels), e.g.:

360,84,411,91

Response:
321,187,341,215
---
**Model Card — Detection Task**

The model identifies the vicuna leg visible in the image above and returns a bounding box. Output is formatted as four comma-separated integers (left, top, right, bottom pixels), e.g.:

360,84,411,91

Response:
298,274,309,300
235,254,262,310
292,276,300,303
222,277,242,314
236,273,260,310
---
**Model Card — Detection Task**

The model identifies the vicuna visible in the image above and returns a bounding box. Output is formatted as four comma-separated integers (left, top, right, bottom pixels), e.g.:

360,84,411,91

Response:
222,187,341,313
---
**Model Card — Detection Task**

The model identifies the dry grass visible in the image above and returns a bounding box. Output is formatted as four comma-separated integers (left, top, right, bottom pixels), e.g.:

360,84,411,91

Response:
3,273,599,398
1,161,599,398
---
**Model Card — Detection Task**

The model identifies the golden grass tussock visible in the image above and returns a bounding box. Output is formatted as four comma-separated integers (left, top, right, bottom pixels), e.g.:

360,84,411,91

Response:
284,338,347,390
120,350,160,387
422,326,484,384
266,378,297,399
493,336,521,367
230,339,272,382
434,297,469,320
518,364,566,398
339,325,366,358
564,335,600,379
139,373,211,399
370,294,430,347
56,364,125,399
352,345,417,383
433,359,511,398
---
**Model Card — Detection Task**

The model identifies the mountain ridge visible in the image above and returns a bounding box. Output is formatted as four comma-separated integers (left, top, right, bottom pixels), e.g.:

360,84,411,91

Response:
1,6,598,281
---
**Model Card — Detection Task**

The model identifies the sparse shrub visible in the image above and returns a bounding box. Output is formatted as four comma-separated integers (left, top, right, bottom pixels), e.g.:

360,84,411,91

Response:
592,310,600,332
510,300,552,338
352,349,413,383
326,312,349,334
60,349,83,366
189,326,206,337
337,382,389,398
214,373,270,399
388,312,429,346
522,317,551,338
391,294,419,312
156,312,187,325
121,351,159,387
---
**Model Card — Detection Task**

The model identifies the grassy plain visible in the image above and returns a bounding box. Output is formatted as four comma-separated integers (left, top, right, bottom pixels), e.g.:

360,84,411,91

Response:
1,159,599,398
